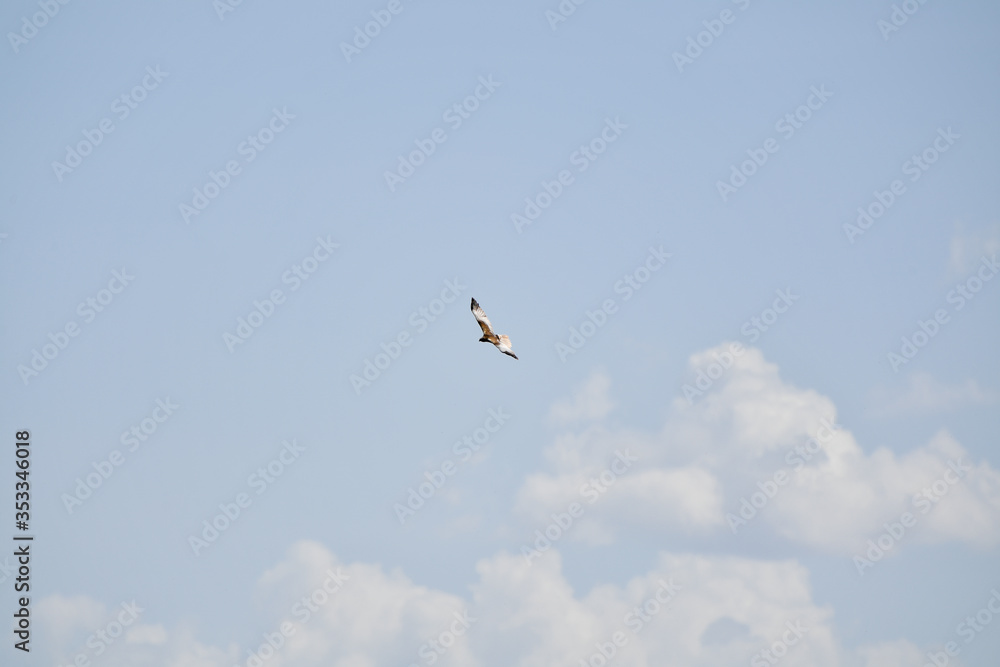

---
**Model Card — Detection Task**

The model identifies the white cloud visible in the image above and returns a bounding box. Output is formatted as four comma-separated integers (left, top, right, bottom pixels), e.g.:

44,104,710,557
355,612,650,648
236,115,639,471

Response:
36,541,928,667
251,540,477,667
34,541,473,667
870,371,999,415
671,346,837,461
35,347,999,667
765,429,1000,552
680,347,1000,553
514,416,725,544
36,597,236,667
515,346,1000,555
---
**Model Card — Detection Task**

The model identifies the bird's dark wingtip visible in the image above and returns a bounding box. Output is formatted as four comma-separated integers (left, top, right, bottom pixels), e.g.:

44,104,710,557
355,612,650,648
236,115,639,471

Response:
470,297,478,310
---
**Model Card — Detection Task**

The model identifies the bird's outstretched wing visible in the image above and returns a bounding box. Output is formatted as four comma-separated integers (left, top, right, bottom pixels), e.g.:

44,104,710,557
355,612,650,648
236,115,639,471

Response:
497,334,518,359
471,298,495,337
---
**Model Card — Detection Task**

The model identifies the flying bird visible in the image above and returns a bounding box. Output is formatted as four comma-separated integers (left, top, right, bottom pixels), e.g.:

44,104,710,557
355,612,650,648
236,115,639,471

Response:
471,298,518,360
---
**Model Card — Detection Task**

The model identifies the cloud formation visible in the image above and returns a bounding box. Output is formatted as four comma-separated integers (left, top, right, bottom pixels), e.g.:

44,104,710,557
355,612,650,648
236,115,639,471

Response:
35,346,999,666
516,345,1000,554
38,541,922,667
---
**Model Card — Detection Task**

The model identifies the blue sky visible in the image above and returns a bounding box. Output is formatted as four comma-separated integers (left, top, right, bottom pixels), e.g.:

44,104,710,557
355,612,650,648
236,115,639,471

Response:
2,1,999,666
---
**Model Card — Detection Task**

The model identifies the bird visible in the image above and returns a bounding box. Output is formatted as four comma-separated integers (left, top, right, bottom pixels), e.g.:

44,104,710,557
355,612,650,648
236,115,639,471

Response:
471,298,518,359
